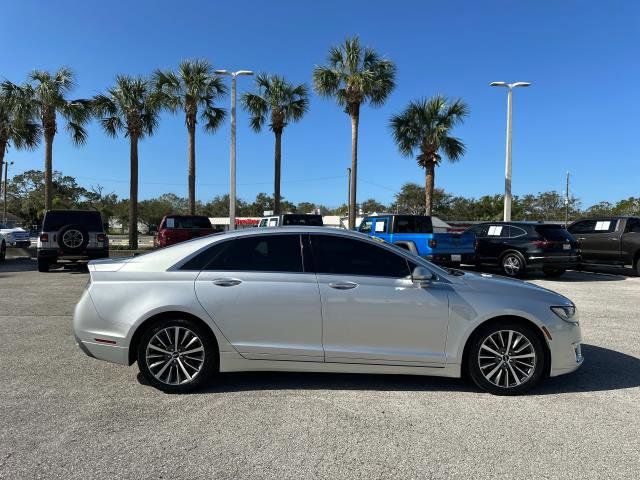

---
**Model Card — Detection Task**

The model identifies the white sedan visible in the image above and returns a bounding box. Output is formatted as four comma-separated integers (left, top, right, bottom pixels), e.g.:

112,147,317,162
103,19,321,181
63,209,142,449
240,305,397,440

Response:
73,227,583,395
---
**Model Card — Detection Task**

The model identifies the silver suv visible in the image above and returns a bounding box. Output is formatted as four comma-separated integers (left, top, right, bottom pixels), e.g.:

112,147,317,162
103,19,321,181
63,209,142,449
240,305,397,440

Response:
37,210,109,272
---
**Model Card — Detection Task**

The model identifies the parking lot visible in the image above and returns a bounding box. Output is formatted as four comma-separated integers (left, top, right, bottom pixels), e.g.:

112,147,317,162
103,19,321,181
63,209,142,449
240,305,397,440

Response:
0,258,639,480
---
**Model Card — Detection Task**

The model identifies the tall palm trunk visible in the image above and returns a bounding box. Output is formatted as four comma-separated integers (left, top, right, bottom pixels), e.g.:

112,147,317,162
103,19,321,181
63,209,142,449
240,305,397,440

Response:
273,129,282,215
128,135,139,250
424,161,435,215
187,120,196,215
44,132,54,210
348,105,360,230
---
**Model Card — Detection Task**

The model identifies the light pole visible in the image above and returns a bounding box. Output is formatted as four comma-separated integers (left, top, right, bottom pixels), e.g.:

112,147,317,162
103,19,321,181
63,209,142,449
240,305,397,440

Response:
490,81,531,221
216,69,253,230
3,161,14,224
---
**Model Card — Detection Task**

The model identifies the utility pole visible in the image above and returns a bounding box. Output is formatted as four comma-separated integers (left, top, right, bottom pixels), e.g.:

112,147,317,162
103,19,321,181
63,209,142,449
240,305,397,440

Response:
215,69,254,231
346,167,351,222
565,171,570,227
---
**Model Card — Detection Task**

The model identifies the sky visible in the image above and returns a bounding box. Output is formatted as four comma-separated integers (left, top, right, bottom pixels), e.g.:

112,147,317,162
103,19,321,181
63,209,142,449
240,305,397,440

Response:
1,0,638,209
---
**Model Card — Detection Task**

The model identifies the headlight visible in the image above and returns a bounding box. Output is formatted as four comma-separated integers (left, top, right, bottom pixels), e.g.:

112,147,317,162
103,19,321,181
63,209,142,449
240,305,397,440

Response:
551,305,577,323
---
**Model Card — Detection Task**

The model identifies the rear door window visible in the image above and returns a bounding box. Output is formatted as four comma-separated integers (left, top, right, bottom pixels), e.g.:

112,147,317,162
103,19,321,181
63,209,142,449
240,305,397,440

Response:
393,216,433,233
487,225,509,237
509,226,528,238
626,219,640,233
310,234,410,278
189,234,303,272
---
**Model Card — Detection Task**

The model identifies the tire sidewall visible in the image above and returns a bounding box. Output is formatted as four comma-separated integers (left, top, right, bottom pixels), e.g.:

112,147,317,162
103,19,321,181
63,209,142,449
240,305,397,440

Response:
137,317,218,393
501,252,525,277
467,322,546,395
0,240,5,262
58,224,90,254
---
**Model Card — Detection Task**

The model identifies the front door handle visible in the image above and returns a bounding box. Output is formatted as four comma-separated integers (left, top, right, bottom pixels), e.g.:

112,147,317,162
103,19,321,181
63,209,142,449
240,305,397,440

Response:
212,278,242,287
328,281,358,290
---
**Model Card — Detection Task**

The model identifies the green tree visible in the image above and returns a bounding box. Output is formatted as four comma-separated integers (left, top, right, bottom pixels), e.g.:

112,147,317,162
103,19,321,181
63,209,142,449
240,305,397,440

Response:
93,76,161,249
390,95,469,215
0,84,41,183
360,198,386,214
154,60,227,214
4,68,90,210
296,202,317,214
313,36,396,229
241,74,308,215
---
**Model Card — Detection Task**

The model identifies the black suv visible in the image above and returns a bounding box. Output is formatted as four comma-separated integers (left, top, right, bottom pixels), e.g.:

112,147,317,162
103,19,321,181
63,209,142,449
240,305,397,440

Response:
37,210,109,272
465,222,579,277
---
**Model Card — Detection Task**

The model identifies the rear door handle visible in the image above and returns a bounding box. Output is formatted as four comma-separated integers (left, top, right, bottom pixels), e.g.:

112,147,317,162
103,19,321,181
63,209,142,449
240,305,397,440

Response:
212,278,242,287
328,281,358,290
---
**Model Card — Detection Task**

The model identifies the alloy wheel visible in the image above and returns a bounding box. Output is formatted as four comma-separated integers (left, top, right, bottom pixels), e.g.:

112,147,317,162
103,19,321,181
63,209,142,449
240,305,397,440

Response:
145,326,205,385
502,255,521,276
477,329,536,388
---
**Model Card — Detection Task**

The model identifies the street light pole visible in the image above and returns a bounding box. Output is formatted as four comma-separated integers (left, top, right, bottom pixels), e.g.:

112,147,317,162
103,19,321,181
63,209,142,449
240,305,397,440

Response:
490,81,531,221
216,69,253,231
346,167,351,219
3,161,13,224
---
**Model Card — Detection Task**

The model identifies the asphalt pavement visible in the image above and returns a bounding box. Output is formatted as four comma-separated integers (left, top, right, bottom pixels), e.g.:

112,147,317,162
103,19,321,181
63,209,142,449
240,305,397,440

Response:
0,258,638,479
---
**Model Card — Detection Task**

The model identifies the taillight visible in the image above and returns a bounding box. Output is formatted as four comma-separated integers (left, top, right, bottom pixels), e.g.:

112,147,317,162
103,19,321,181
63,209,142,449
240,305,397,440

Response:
39,233,49,242
532,240,553,248
428,239,437,248
97,234,106,242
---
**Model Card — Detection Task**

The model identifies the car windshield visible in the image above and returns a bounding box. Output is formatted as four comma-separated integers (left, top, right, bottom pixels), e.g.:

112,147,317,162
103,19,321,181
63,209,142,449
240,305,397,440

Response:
535,225,573,241
43,211,103,231
165,216,212,228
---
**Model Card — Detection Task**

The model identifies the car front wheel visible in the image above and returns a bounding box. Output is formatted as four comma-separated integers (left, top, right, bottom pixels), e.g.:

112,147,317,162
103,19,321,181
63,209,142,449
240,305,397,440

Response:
0,240,5,262
137,318,218,393
467,322,546,395
501,252,525,277
37,258,50,272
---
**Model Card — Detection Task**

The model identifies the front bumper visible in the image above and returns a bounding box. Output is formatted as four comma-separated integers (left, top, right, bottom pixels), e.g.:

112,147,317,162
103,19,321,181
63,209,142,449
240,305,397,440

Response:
9,240,31,248
546,315,584,377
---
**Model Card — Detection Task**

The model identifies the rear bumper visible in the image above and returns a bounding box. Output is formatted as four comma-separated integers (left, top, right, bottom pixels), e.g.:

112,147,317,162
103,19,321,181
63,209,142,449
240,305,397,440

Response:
38,247,109,261
426,253,476,265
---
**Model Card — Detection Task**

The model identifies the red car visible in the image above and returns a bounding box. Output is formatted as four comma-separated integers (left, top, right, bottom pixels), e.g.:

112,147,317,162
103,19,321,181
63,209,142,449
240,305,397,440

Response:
154,215,216,248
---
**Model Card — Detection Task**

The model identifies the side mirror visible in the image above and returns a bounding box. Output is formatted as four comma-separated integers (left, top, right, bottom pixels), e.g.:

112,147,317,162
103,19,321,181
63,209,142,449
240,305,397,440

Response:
412,266,435,286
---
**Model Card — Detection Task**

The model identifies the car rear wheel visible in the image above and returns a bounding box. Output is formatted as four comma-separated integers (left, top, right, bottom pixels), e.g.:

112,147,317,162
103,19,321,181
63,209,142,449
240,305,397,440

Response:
0,240,5,262
501,252,525,277
137,317,218,393
542,267,566,278
467,322,546,395
37,258,50,272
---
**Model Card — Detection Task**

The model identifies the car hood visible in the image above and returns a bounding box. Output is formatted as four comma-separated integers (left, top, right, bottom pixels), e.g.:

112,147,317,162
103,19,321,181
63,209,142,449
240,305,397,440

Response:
0,227,28,234
459,270,572,305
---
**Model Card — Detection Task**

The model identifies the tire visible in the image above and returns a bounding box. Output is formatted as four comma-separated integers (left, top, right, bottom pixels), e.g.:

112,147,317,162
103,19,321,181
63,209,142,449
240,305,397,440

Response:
500,252,526,277
137,317,218,393
467,322,546,395
542,267,566,278
37,258,50,272
0,240,5,262
57,224,89,254
635,255,640,277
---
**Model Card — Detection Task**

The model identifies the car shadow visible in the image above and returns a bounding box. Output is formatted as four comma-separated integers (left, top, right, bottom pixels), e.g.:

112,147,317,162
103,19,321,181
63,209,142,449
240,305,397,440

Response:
0,258,88,275
462,266,628,282
137,344,640,396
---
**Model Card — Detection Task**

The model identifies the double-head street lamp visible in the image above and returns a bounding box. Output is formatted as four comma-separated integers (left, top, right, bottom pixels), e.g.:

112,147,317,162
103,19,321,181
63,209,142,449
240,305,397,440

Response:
2,160,14,224
490,81,531,221
215,69,253,230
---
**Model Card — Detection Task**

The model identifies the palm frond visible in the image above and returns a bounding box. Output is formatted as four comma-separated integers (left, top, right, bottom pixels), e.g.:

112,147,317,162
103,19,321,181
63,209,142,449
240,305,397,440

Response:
201,106,226,132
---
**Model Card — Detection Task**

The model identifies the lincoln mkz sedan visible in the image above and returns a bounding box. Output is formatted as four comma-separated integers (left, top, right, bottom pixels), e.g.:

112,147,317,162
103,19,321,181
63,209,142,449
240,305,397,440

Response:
73,227,583,395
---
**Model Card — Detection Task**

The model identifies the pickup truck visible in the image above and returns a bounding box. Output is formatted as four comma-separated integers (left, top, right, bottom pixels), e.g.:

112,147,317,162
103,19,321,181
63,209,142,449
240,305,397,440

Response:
568,216,640,274
153,215,216,248
358,214,476,266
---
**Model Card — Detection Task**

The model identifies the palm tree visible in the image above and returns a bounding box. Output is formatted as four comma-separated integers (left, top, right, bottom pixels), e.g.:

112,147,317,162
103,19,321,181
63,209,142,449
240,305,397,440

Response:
154,59,227,214
0,84,41,185
313,36,396,229
241,74,309,214
390,95,469,215
93,76,161,249
4,67,90,210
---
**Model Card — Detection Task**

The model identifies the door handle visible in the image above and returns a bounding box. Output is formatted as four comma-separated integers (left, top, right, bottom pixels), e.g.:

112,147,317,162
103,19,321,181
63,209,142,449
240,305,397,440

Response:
328,281,358,290
212,278,242,287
